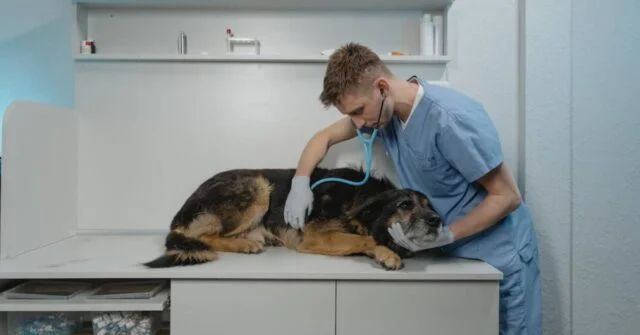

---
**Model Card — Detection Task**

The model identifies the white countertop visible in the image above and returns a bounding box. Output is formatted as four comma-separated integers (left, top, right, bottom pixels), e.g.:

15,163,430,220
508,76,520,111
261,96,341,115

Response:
0,233,502,280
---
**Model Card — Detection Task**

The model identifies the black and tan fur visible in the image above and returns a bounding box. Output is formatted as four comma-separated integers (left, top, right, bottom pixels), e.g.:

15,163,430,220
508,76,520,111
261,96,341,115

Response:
143,167,443,270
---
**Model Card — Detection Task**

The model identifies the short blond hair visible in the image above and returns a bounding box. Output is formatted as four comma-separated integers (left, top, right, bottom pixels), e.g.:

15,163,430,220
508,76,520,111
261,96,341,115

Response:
319,42,393,108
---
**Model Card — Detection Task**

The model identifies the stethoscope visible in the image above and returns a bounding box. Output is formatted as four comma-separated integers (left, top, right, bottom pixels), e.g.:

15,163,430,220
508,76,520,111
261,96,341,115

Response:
311,88,386,190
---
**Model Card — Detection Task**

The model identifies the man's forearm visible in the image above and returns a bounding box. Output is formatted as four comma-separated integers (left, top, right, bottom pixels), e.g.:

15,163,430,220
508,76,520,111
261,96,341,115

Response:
448,191,521,241
295,132,330,176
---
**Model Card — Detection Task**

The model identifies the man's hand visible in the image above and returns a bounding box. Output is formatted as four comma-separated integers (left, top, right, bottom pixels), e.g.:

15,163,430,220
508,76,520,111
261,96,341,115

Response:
388,222,455,252
283,176,314,230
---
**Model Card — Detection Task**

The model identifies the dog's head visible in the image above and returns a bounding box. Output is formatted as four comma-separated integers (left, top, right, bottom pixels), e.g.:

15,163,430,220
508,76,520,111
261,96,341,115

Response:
347,188,443,254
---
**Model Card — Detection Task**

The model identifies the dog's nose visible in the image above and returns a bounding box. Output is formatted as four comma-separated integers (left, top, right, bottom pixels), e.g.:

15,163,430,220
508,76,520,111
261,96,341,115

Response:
427,214,441,227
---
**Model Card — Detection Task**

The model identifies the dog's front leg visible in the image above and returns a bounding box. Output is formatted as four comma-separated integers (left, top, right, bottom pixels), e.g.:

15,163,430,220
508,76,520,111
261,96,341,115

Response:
296,231,403,270
296,232,377,256
364,246,404,270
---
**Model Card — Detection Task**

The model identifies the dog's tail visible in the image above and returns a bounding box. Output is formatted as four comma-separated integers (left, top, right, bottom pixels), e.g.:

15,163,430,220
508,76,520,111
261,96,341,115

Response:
142,231,217,268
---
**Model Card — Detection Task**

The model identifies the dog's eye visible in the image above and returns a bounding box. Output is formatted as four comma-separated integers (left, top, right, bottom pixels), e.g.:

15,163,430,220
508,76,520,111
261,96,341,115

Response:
398,200,413,210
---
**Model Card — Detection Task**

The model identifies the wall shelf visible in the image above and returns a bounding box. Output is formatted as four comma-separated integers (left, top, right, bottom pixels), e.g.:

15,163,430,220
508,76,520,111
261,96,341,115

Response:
73,0,454,11
74,53,452,64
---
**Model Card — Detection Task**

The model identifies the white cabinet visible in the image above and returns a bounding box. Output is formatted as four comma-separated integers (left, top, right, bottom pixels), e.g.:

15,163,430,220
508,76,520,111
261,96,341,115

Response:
336,281,499,335
170,280,336,335
170,279,500,335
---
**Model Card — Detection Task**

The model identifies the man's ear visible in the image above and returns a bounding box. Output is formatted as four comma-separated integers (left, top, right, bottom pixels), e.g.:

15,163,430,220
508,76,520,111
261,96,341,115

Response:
374,77,389,92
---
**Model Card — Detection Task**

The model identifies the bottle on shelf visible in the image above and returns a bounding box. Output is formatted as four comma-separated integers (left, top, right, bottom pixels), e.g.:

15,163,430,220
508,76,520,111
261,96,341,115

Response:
432,14,444,56
420,13,435,56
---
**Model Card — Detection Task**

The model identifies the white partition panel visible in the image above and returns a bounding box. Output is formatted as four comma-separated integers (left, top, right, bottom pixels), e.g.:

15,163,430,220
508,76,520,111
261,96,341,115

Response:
1,101,78,258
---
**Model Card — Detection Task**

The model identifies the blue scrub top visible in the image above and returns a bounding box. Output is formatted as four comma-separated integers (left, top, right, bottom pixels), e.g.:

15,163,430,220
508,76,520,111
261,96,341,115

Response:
363,77,537,276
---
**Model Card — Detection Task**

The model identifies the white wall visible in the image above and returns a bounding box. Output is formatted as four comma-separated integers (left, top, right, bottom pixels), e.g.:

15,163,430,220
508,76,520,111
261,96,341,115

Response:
524,0,572,333
525,0,640,334
0,0,75,153
571,0,640,334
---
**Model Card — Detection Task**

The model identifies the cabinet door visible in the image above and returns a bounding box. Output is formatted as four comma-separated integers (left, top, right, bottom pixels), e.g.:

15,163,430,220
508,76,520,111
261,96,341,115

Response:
336,281,499,335
171,280,335,335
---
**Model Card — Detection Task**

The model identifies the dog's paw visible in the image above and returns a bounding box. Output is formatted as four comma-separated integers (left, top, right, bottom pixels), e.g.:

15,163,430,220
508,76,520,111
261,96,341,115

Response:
264,236,283,247
238,239,265,254
374,246,403,270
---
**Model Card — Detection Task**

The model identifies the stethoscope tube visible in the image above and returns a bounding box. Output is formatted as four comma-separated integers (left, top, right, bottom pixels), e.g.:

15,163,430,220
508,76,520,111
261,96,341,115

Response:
311,90,386,190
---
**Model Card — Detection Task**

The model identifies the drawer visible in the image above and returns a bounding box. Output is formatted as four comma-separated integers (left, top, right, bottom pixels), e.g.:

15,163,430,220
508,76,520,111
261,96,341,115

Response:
336,280,499,335
171,279,335,335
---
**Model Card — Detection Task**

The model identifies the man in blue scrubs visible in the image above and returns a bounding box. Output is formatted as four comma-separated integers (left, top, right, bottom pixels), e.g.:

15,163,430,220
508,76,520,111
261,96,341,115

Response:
283,42,541,334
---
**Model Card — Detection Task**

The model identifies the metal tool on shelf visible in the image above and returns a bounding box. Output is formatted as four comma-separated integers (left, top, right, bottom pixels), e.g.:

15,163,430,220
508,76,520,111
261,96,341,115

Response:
177,31,187,55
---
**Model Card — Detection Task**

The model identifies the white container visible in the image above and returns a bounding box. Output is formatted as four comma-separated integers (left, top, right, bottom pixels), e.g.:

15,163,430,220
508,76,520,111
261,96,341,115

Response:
224,28,260,55
432,14,444,55
420,13,434,56
227,37,261,55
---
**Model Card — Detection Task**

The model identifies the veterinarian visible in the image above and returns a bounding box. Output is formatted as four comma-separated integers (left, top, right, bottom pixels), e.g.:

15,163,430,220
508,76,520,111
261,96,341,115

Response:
283,42,541,334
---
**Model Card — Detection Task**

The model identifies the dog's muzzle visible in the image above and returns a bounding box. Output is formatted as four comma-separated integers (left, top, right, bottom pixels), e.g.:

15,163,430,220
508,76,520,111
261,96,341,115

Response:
406,215,443,242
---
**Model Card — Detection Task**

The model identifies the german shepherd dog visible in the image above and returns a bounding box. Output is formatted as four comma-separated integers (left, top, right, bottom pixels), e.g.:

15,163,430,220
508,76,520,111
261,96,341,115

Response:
143,167,443,270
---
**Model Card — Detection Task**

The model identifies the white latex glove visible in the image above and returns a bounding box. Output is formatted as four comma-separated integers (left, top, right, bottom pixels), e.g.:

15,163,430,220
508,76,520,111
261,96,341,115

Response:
387,222,455,252
283,176,314,230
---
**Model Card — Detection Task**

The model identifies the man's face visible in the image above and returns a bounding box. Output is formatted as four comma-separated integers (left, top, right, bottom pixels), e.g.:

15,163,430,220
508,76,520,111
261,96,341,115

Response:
337,85,394,129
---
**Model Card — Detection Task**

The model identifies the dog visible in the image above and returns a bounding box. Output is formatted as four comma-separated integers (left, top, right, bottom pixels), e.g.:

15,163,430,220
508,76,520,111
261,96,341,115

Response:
142,166,443,270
